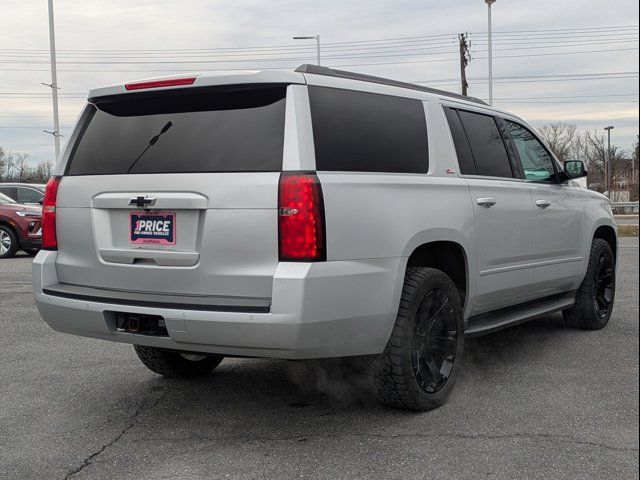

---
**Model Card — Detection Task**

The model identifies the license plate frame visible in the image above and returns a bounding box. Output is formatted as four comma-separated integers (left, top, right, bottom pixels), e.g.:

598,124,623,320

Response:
130,211,176,245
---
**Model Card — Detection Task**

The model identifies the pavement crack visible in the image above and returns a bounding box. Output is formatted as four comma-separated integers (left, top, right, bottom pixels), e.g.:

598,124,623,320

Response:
62,387,170,480
150,431,638,452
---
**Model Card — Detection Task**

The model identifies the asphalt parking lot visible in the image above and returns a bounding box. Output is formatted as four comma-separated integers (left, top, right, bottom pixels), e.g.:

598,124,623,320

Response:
1,239,638,480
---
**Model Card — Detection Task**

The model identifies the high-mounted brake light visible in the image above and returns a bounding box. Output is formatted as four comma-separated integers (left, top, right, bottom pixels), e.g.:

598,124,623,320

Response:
278,172,326,262
42,176,61,250
124,77,196,91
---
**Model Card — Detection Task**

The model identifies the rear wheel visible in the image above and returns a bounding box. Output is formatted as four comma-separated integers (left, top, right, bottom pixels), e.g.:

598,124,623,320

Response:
563,238,616,330
133,345,224,378
366,267,464,411
0,226,19,259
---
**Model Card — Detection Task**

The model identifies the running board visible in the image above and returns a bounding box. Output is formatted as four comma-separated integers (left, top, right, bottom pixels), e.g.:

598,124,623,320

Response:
465,291,576,338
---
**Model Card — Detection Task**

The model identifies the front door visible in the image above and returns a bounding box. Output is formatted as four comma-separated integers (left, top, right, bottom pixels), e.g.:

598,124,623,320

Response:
502,119,584,296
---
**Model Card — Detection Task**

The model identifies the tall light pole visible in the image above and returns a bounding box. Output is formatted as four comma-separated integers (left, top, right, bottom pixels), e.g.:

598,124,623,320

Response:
604,125,615,196
293,35,321,65
485,0,496,106
46,0,61,160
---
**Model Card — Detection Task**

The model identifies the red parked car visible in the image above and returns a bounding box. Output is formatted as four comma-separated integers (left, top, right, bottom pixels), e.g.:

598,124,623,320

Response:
0,192,42,258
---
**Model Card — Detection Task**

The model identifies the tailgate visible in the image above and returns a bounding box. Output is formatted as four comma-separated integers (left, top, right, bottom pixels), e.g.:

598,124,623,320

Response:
54,84,287,301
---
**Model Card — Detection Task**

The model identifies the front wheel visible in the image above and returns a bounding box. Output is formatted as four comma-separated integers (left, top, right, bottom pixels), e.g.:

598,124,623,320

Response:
563,238,616,330
365,267,464,411
134,345,224,378
0,226,19,259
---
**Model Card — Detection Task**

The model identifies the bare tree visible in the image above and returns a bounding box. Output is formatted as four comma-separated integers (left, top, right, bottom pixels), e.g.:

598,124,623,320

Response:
575,131,632,195
2,149,16,181
12,153,32,182
630,135,639,201
537,122,578,162
34,161,53,183
0,146,51,184
0,147,6,182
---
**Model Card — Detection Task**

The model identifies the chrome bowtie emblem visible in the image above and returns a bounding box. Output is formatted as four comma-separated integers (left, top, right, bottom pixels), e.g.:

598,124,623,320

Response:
128,196,156,208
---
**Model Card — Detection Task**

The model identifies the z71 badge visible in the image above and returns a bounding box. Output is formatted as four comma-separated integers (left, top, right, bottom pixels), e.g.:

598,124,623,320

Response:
130,211,176,245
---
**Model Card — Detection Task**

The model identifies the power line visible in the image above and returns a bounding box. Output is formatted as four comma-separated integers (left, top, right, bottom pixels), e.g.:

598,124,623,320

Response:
0,24,635,54
0,35,635,59
1,38,635,63
0,42,636,65
0,45,637,73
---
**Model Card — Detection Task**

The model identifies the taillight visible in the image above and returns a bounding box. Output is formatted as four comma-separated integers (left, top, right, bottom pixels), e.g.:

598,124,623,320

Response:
124,77,196,90
278,172,326,261
42,176,61,250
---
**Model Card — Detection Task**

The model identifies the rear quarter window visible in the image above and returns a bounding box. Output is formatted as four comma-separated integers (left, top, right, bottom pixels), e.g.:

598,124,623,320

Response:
308,87,428,173
66,86,287,175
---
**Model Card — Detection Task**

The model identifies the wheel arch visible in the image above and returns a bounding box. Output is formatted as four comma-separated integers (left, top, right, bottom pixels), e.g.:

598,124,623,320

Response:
401,230,474,316
593,224,617,262
0,217,18,232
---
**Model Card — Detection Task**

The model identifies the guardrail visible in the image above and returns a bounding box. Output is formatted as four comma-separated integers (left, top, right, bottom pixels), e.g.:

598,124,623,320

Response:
610,201,639,214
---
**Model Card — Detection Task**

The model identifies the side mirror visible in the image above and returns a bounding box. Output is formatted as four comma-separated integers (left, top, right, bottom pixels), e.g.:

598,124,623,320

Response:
564,160,588,179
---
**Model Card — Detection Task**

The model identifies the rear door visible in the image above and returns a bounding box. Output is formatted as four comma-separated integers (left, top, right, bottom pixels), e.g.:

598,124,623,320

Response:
55,85,289,301
445,107,535,315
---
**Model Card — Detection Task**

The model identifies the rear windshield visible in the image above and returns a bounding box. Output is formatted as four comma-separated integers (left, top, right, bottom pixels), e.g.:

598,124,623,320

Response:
66,86,287,175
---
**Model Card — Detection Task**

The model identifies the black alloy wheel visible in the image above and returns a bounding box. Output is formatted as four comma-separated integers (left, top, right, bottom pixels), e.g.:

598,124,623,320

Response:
593,251,614,319
412,289,458,394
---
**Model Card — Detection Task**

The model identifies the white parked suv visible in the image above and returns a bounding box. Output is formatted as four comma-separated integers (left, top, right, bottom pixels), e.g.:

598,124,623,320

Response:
34,65,617,410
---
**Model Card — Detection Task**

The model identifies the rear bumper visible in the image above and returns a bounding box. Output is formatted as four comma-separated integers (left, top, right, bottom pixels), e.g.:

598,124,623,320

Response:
33,251,404,359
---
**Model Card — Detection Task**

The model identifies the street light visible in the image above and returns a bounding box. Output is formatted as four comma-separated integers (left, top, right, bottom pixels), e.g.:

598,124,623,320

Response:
293,35,321,65
604,125,615,196
485,0,496,106
46,0,61,160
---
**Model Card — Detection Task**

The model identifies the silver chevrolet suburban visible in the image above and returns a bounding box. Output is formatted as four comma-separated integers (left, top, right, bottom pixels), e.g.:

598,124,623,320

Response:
33,65,617,410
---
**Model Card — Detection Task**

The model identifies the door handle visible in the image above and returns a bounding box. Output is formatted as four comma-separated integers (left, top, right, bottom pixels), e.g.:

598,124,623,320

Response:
535,199,551,209
476,198,496,208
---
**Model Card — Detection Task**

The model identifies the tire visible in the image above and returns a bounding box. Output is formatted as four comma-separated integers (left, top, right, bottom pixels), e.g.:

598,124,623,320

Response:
133,345,223,378
365,267,464,411
23,249,39,256
563,238,616,330
0,225,19,259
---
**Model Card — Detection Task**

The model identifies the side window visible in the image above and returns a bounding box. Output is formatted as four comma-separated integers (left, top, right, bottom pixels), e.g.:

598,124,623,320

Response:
0,186,17,201
17,187,43,204
308,86,428,173
443,107,476,175
457,110,513,178
504,121,556,182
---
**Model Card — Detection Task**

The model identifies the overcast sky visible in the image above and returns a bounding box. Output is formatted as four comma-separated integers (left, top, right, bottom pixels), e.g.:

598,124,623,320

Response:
1,0,638,165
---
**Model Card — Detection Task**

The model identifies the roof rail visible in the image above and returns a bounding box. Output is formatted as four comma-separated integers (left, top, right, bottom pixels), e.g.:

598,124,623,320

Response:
295,64,488,106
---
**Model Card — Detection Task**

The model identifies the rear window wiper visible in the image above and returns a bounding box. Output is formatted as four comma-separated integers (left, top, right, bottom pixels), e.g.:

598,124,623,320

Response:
125,121,173,173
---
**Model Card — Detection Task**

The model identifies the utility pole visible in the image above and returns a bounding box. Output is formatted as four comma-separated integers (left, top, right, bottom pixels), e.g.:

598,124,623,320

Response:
485,0,496,105
458,33,471,96
46,0,61,160
604,125,614,197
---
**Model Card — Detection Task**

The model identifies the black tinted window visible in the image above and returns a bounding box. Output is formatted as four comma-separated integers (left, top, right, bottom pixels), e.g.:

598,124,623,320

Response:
0,187,17,201
457,110,513,178
17,187,43,203
444,107,476,175
67,86,286,175
309,87,428,173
